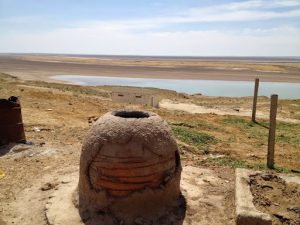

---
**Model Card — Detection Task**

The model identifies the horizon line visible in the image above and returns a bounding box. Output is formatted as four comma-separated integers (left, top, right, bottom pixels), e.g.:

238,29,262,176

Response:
1,52,300,59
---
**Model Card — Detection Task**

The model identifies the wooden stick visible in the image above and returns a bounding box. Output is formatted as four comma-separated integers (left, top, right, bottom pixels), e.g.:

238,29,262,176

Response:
267,94,278,169
252,78,259,122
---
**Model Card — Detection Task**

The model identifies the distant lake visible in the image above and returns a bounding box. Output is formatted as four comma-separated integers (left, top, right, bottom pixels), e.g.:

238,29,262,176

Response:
52,75,300,99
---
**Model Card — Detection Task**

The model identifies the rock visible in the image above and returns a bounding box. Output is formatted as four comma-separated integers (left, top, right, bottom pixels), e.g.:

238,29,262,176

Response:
33,127,40,132
0,168,5,180
192,93,202,96
203,154,225,160
11,144,31,153
247,153,259,159
25,141,34,145
88,116,99,124
41,183,56,191
291,169,300,173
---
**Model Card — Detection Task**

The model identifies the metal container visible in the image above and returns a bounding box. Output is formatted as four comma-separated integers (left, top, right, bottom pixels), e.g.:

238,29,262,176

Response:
0,96,26,145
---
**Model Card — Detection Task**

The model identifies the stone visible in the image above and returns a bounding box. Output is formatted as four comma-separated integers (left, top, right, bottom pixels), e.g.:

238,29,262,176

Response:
235,169,272,225
41,182,57,191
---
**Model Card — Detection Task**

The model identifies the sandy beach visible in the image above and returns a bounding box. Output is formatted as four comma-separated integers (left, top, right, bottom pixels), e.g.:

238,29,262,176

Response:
1,54,300,83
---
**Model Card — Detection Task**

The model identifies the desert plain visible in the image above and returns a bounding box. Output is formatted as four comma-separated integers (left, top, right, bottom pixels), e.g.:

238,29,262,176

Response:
0,54,299,225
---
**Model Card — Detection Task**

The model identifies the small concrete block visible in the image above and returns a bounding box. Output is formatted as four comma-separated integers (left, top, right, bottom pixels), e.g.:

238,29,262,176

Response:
235,169,272,225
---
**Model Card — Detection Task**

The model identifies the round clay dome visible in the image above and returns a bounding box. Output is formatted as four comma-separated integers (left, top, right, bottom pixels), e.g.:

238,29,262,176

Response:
78,110,181,223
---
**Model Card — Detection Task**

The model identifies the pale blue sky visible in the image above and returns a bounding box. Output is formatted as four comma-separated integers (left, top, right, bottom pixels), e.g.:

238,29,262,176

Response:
0,0,300,56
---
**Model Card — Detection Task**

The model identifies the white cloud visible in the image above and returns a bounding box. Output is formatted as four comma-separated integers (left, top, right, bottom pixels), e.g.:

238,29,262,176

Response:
220,0,300,11
174,0,300,24
4,0,298,31
1,24,299,56
64,0,300,33
0,0,300,55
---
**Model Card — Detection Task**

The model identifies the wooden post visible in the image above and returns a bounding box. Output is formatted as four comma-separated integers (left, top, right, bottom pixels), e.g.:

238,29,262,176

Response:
252,78,259,122
267,94,278,169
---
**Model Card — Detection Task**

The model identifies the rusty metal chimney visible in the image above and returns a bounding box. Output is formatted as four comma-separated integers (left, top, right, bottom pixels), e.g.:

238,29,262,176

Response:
78,110,181,224
0,96,26,145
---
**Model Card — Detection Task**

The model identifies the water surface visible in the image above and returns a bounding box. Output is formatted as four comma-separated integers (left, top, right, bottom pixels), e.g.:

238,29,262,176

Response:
52,75,300,99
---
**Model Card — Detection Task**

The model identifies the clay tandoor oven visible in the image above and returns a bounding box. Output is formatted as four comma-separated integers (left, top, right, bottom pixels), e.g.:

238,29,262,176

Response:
78,110,182,223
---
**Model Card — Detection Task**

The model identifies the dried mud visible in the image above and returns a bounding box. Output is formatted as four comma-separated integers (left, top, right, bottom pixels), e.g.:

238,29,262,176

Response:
250,173,300,225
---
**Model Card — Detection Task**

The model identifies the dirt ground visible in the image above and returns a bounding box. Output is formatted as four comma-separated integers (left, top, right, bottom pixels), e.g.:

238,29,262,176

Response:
1,54,300,82
250,173,300,225
0,71,299,225
160,99,300,124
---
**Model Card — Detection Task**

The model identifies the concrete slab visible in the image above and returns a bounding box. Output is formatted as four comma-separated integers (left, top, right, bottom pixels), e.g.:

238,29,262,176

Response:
45,173,82,225
235,169,272,225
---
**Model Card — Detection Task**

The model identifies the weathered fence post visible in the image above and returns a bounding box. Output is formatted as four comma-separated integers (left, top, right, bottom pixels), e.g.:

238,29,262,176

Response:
267,94,278,169
252,78,259,122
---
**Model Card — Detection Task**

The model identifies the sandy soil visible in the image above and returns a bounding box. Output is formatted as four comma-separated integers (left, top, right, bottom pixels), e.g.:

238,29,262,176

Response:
42,166,234,225
0,73,235,225
159,99,300,124
250,173,300,225
1,54,300,83
0,67,299,225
